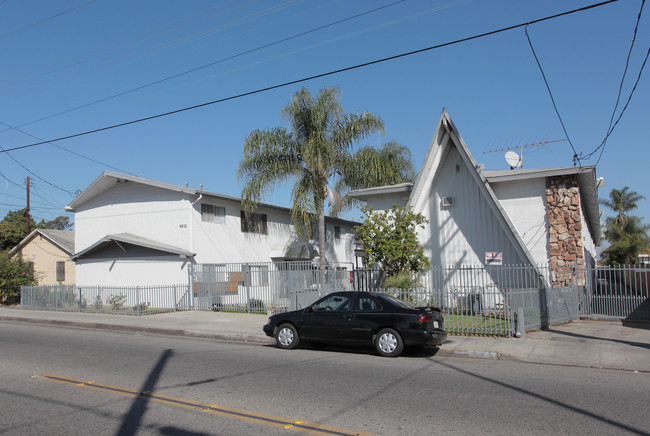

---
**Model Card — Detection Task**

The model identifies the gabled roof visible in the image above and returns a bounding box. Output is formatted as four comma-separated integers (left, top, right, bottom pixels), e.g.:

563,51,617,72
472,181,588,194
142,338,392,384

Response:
66,171,201,212
406,109,542,270
349,110,602,259
10,229,75,256
484,166,601,246
71,233,194,260
65,171,359,226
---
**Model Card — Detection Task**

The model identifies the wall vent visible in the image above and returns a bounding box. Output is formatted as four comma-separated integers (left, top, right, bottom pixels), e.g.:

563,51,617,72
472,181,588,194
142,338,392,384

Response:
441,196,456,208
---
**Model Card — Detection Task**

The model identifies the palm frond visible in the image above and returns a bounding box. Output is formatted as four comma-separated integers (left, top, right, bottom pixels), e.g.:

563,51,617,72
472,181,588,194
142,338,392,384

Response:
238,128,301,212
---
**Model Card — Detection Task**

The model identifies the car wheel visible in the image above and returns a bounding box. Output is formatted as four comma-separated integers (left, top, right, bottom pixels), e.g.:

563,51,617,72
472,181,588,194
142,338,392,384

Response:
375,328,404,357
276,323,300,350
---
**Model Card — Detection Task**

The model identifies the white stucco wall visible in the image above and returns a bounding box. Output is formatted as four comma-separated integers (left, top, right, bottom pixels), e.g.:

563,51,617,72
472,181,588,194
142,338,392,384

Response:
73,180,358,288
74,182,191,252
191,198,295,264
190,196,356,265
75,257,189,286
490,178,550,266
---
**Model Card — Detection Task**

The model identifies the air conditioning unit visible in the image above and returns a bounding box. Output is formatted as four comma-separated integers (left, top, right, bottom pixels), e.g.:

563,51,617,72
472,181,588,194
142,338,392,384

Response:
441,196,456,208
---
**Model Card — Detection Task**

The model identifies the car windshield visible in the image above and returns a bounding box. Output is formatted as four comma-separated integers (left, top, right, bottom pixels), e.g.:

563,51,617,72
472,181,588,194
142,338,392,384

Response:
376,293,417,309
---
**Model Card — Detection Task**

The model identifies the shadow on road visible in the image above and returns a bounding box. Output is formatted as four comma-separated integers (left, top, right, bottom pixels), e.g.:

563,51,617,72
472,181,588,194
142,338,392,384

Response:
262,342,442,358
546,328,650,350
115,348,173,436
436,360,648,435
159,426,211,436
622,320,650,330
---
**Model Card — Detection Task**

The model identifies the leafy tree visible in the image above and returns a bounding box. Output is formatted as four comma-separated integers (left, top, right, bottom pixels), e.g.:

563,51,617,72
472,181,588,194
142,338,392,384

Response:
355,204,431,281
600,186,649,265
0,210,72,250
0,209,36,251
0,251,37,304
239,87,414,269
40,216,72,230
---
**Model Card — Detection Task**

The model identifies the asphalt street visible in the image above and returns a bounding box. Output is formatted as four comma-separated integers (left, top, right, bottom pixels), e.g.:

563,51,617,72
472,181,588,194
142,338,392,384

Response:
1,307,649,372
1,322,649,436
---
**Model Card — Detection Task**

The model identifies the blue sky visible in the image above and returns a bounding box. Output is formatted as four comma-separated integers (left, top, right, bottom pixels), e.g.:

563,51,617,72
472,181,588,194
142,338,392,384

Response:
0,0,648,234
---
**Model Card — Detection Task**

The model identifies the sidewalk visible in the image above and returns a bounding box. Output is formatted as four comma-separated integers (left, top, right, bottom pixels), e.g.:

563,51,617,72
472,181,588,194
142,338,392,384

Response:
1,307,648,372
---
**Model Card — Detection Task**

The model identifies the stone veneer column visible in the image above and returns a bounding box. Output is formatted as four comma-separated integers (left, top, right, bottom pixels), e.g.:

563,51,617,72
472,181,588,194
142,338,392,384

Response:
546,175,585,286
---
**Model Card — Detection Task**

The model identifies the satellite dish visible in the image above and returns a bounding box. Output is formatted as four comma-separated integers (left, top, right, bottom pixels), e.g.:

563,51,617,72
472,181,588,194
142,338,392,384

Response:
505,151,522,169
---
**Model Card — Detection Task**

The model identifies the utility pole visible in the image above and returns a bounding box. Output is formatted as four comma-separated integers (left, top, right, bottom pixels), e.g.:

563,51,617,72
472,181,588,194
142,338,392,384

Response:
26,176,30,235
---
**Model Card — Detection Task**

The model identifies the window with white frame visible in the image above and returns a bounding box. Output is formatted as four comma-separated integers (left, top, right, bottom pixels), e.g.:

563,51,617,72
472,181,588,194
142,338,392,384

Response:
201,203,226,223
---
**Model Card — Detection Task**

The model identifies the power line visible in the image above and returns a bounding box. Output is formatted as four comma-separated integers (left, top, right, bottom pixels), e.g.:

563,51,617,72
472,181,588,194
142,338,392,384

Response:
0,0,621,154
606,0,645,136
0,171,23,188
580,0,647,164
0,142,76,195
0,0,242,86
0,191,61,208
0,120,132,174
0,202,65,211
0,0,404,132
595,45,650,166
524,25,581,166
0,0,97,40
0,0,297,94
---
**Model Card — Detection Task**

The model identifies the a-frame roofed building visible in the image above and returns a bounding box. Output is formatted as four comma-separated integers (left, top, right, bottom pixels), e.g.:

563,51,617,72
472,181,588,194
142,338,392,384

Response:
407,109,541,270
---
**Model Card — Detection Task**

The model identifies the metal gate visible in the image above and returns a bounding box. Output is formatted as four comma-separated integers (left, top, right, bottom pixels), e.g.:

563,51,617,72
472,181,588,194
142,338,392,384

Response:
190,261,354,313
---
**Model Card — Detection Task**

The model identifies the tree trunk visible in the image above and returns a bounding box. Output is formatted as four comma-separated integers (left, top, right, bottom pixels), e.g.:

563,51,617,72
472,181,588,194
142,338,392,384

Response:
318,206,326,270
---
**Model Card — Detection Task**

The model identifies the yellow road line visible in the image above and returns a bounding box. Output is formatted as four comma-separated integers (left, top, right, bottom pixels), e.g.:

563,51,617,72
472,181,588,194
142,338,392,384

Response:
35,373,376,436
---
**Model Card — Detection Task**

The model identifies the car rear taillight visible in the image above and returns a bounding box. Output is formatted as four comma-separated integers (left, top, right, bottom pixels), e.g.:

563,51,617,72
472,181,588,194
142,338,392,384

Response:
417,314,432,323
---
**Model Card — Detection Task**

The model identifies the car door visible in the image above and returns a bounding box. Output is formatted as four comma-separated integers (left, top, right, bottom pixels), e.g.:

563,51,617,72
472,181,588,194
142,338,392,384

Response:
346,294,384,343
299,293,354,342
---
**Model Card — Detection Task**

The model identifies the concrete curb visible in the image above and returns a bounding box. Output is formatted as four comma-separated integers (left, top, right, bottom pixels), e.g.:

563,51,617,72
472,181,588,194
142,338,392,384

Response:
0,315,275,345
444,349,500,360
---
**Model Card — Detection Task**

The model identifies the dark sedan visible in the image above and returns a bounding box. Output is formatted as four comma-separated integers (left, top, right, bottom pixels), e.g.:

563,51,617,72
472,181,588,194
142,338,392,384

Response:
263,291,447,357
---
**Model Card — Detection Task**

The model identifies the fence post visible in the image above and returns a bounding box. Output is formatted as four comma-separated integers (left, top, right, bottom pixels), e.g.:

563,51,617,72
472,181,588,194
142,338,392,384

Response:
538,285,549,329
516,307,525,338
245,263,251,313
136,286,141,316
188,263,194,310
173,284,177,312
79,287,82,312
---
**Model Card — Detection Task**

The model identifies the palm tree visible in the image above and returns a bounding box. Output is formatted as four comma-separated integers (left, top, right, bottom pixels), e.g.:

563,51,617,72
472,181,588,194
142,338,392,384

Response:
601,215,649,265
330,140,415,215
238,87,414,269
600,186,648,265
600,186,645,223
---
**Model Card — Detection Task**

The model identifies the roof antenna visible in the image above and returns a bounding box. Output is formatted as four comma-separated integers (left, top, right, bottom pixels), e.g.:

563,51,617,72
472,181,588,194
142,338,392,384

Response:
484,136,567,169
